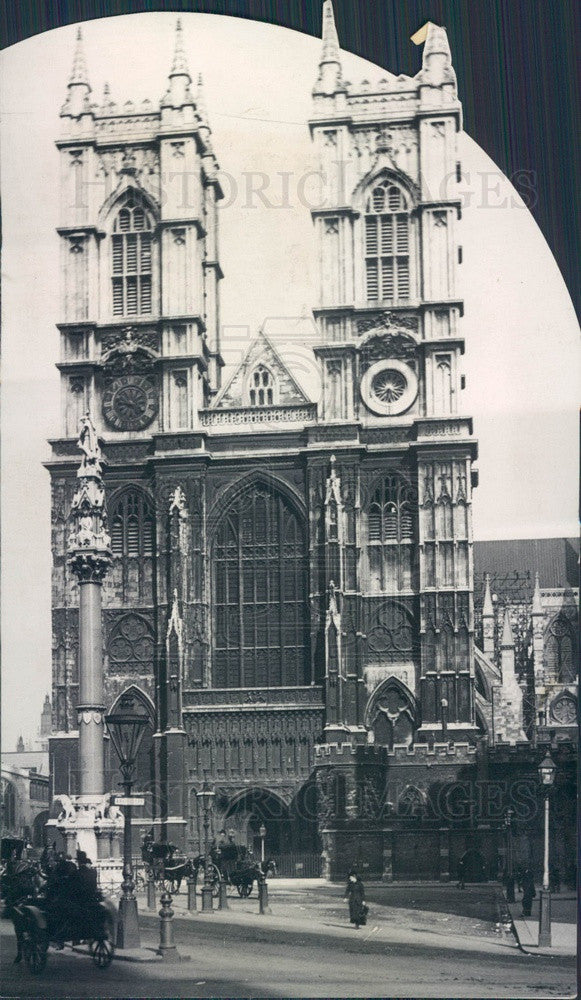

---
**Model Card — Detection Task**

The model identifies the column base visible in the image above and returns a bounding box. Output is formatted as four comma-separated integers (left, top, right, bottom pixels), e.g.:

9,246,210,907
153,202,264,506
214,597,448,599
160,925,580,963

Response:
201,886,214,912
538,890,552,947
117,896,141,950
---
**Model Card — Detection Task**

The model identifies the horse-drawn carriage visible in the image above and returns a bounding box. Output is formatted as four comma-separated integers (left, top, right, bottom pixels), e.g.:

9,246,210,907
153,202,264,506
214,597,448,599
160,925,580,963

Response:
1,844,116,975
139,835,275,897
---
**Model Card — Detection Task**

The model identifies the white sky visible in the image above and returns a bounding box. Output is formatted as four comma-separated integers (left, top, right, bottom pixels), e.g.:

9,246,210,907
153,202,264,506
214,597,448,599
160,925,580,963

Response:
1,12,579,749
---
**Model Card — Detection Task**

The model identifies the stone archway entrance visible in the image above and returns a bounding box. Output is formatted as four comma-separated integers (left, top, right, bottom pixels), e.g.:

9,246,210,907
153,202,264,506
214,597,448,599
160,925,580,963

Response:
224,788,292,857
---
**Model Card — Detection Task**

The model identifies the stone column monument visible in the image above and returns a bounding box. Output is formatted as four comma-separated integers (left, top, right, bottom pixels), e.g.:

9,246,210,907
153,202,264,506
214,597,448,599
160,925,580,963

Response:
52,413,122,862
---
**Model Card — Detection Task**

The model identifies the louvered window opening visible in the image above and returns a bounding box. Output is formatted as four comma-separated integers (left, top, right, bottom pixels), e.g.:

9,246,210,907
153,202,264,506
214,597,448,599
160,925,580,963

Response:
365,182,410,304
213,487,309,688
367,475,417,591
110,491,155,559
112,199,153,316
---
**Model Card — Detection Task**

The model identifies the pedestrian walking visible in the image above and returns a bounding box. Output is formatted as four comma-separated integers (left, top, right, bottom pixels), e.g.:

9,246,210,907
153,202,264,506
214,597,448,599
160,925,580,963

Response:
521,868,536,917
344,869,368,929
457,857,465,889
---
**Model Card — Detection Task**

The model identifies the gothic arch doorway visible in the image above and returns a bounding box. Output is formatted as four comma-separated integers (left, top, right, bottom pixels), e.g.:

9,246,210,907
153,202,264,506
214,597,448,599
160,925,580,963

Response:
223,787,292,857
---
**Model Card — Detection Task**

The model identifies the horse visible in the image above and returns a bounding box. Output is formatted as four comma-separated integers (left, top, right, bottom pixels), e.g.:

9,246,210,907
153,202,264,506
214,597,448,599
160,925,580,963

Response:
161,855,196,894
1,861,45,964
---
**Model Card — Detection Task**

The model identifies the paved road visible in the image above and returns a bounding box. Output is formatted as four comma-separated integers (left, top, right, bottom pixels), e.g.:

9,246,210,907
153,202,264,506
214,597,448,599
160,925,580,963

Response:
1,915,575,998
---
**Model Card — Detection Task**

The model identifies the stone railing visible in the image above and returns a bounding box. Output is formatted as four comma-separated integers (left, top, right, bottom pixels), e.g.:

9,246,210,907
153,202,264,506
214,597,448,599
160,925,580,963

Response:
200,404,317,428
183,686,324,709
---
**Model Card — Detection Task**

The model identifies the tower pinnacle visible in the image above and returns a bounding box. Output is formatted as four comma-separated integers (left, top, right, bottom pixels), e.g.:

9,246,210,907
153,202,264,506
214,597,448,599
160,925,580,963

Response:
170,18,191,80
162,19,195,108
501,606,514,649
69,27,90,88
62,26,92,117
196,73,211,139
420,22,455,87
313,0,345,97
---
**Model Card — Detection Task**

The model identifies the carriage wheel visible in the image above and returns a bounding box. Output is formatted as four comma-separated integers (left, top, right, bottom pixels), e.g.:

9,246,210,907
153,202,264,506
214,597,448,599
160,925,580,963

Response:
237,882,253,898
91,938,114,970
23,929,48,975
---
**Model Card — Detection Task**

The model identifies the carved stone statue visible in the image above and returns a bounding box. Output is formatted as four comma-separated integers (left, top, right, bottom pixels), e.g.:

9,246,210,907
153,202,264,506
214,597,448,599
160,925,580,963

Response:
77,412,103,476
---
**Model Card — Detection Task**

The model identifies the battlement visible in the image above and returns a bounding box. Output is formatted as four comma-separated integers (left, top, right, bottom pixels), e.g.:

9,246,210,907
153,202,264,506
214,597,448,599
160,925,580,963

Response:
315,740,478,763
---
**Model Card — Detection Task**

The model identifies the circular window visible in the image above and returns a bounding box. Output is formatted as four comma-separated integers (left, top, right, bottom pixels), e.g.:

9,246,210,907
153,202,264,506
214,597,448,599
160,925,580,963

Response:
360,359,418,416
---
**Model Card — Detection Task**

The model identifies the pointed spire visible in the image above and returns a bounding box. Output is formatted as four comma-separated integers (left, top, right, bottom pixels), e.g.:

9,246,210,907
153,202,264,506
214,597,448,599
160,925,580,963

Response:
321,0,340,65
532,571,543,615
62,26,92,118
169,18,191,81
482,573,494,617
162,19,195,109
313,1,345,97
69,27,90,89
501,606,514,648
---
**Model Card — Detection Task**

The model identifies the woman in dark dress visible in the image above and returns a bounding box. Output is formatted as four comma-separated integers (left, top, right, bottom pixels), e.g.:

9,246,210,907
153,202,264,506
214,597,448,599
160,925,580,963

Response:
521,868,536,917
344,869,367,928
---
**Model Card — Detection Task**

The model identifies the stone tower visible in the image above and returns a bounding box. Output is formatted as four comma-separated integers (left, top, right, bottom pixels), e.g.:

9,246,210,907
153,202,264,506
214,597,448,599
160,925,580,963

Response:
310,8,478,742
49,23,223,845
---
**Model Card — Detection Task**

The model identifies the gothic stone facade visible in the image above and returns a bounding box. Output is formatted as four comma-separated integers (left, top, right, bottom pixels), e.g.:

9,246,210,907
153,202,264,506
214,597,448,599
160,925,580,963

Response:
47,14,577,878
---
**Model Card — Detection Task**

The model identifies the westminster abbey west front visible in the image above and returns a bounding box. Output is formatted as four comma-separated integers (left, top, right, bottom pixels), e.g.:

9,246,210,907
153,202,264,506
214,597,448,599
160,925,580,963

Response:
48,9,578,881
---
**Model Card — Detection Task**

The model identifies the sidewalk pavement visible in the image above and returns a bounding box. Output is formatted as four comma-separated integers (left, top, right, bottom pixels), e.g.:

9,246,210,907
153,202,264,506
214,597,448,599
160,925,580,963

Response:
133,880,523,960
504,892,577,957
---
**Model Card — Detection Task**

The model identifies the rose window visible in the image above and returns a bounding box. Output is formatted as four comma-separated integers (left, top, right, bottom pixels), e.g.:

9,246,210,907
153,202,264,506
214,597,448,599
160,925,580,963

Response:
360,359,418,416
371,368,407,404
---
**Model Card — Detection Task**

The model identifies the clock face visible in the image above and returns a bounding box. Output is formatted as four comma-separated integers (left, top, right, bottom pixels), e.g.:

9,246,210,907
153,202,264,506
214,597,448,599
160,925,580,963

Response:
102,374,158,431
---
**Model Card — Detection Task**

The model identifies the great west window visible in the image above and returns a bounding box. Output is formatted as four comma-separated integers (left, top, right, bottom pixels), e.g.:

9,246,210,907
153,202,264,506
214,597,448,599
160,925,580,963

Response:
212,486,309,687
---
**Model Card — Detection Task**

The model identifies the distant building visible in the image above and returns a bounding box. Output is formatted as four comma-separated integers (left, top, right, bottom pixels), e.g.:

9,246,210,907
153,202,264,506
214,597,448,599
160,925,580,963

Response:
2,754,50,847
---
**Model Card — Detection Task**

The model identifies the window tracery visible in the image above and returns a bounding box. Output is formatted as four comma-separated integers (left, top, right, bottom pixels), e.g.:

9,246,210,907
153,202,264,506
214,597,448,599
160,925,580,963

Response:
212,485,308,688
109,489,155,603
111,192,153,317
364,179,411,304
248,365,275,407
367,475,417,591
545,612,577,683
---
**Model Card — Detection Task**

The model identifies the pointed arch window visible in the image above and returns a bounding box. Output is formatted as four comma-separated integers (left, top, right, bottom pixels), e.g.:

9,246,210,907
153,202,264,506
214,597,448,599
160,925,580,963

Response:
249,365,275,407
212,485,309,688
545,613,577,683
364,180,411,304
109,490,155,604
369,681,416,748
367,475,417,591
111,193,153,317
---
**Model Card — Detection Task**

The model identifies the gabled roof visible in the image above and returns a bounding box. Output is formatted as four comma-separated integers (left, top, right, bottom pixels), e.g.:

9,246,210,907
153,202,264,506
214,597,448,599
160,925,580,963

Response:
212,329,311,409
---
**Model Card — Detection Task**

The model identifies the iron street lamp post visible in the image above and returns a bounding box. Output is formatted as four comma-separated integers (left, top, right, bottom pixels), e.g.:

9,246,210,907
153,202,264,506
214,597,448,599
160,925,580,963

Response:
538,753,556,947
504,807,515,902
104,707,148,950
197,781,215,912
259,824,266,864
